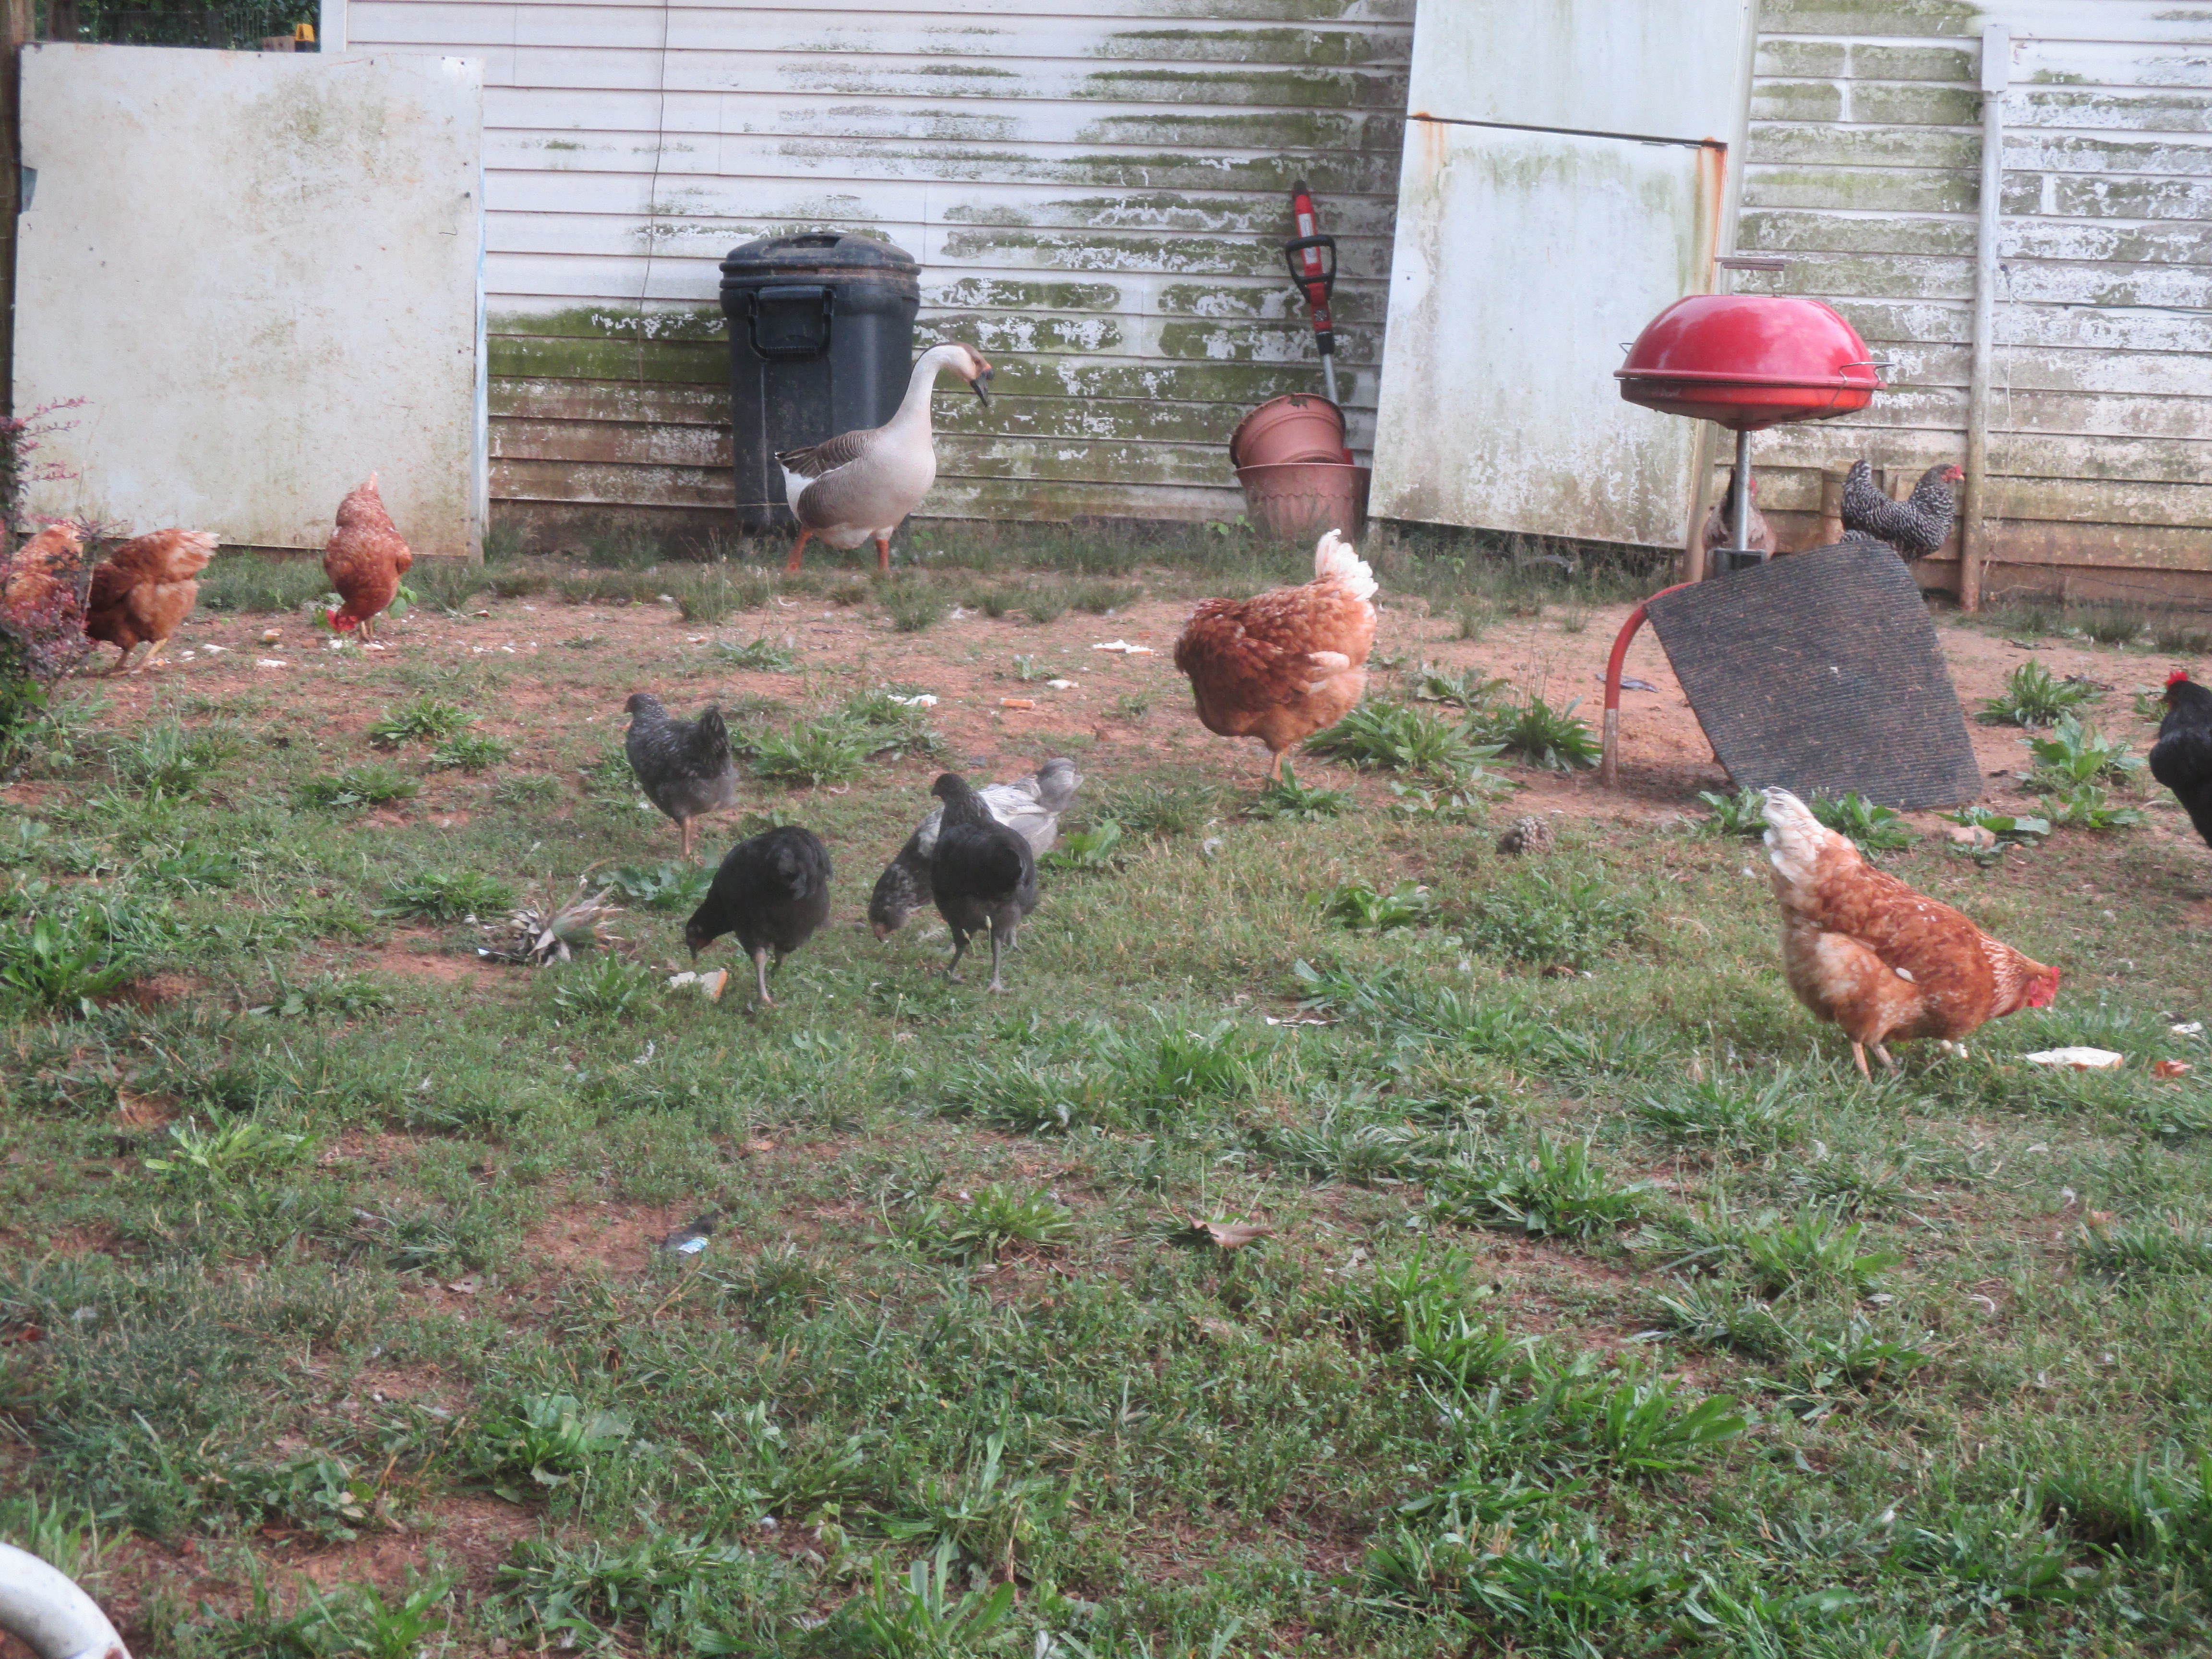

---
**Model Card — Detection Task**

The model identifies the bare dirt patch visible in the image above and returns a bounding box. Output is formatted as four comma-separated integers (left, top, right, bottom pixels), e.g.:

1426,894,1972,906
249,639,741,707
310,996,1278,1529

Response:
101,577,2181,842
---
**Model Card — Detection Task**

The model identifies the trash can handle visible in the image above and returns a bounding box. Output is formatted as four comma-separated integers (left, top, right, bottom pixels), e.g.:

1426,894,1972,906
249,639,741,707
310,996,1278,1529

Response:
748,285,835,360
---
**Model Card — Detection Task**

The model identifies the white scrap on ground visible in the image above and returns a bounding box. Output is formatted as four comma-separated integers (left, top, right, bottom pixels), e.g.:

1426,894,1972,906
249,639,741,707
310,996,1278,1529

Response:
1046,678,1076,690
889,693,938,707
2024,1047,2126,1070
255,658,288,668
1091,639,1153,654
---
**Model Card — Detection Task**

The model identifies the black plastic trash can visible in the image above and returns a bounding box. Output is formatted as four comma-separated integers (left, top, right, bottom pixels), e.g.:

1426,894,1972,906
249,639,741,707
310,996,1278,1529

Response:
719,232,921,534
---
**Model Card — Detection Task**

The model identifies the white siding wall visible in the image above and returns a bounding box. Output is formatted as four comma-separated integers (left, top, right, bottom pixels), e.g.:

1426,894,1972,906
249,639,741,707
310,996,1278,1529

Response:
1736,0,2212,601
341,0,1414,540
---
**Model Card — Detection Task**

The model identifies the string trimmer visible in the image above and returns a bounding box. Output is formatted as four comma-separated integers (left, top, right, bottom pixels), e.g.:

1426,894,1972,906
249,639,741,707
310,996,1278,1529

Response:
1285,179,1339,405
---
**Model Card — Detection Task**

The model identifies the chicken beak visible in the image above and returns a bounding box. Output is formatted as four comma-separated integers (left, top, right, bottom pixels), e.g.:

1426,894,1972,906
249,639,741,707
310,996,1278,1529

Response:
970,368,993,408
871,920,892,940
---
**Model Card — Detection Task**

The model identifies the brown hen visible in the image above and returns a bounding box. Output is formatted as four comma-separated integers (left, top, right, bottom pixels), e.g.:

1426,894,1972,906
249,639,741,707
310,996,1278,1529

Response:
1,521,86,619
1173,529,1376,781
323,473,413,638
85,528,217,673
1763,787,2057,1078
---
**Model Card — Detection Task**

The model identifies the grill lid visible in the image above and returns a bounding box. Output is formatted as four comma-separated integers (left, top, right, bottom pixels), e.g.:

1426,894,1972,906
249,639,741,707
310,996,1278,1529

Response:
1616,294,1881,431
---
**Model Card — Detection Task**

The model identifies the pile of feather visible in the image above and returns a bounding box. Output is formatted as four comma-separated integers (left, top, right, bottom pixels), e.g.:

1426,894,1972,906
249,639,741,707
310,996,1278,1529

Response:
476,880,625,966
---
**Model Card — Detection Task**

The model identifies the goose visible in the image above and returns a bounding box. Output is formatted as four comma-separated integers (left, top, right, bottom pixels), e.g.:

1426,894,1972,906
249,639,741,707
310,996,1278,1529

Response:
776,341,994,574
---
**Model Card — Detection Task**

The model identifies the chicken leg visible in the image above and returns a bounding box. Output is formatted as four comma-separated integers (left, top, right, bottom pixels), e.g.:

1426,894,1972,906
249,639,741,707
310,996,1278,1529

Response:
751,945,777,1009
102,644,139,676
785,529,814,574
985,927,1008,994
943,927,970,983
679,816,697,864
875,535,891,575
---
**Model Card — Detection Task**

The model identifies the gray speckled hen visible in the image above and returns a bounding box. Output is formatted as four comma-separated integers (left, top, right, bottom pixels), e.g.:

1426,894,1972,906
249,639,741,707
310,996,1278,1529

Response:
868,757,1080,938
624,692,738,862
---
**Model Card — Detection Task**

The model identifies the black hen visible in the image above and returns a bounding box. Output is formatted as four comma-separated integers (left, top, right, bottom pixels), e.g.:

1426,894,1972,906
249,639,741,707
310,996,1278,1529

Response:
685,826,833,1008
926,773,1037,993
869,757,1081,938
1840,460,1962,560
2150,671,2212,852
625,692,738,862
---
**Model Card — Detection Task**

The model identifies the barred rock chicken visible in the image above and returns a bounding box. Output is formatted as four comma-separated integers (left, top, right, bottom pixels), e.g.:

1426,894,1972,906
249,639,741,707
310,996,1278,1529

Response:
323,473,413,637
928,772,1037,993
84,528,217,673
1841,460,1962,561
2149,670,2212,853
1173,528,1376,781
1763,787,2057,1078
624,692,739,862
1701,468,1775,562
685,825,832,1009
868,757,1081,938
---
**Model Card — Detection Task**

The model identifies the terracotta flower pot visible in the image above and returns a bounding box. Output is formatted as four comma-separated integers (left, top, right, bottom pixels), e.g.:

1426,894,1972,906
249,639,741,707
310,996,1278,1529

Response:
1236,462,1370,545
1229,394,1347,469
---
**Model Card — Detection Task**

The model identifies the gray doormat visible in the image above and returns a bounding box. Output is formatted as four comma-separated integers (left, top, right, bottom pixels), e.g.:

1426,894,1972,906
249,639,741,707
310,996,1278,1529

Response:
1644,540,1982,809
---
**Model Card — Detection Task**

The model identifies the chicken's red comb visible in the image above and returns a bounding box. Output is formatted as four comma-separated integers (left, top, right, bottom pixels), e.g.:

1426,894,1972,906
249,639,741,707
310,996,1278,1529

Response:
2169,669,2192,687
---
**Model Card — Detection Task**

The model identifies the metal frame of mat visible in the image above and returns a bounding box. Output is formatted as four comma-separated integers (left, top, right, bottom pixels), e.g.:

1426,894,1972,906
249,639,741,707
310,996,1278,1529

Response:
1598,541,1982,809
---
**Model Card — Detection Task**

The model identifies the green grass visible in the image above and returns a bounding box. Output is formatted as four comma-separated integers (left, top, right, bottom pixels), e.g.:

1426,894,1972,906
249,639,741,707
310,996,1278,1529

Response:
6,549,2212,1659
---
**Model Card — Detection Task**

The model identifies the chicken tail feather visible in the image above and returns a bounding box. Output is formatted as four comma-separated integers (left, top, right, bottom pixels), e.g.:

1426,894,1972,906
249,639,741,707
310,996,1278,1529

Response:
1312,529,1377,603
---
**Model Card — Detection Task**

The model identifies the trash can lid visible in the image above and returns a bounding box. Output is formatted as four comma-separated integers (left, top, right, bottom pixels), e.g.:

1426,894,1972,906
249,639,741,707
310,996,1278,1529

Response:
720,232,918,280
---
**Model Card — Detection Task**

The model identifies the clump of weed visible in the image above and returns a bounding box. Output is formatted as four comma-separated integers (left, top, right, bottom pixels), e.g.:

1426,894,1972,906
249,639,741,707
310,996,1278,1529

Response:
1695,788,1767,838
883,581,947,634
141,1109,314,1184
1466,866,1641,970
2078,1214,2212,1278
673,568,772,623
1431,1134,1651,1238
296,766,418,812
429,732,510,771
717,635,798,672
384,870,515,921
1248,764,1352,821
1306,700,1500,782
904,1186,1073,1263
1042,821,1126,873
603,861,714,913
1633,1073,1802,1151
2080,606,2146,647
110,720,234,795
1481,694,1599,771
549,954,655,1017
1809,791,1913,851
0,902,151,1008
1980,660,2100,727
1098,777,1222,839
1322,880,1434,931
747,717,871,787
368,697,475,746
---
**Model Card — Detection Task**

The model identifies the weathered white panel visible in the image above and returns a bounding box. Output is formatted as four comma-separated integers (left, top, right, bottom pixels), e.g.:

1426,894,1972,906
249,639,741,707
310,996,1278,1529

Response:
1405,0,1754,141
1739,0,2212,587
1371,124,1723,546
17,44,485,556
347,0,1414,526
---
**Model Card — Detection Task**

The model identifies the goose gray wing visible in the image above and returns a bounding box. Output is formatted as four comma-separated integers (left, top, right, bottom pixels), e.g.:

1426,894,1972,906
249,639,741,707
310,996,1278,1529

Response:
777,427,878,482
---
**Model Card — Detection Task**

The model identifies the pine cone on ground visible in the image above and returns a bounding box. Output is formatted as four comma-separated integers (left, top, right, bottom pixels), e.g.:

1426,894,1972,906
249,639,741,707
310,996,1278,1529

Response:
1496,815,1554,856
